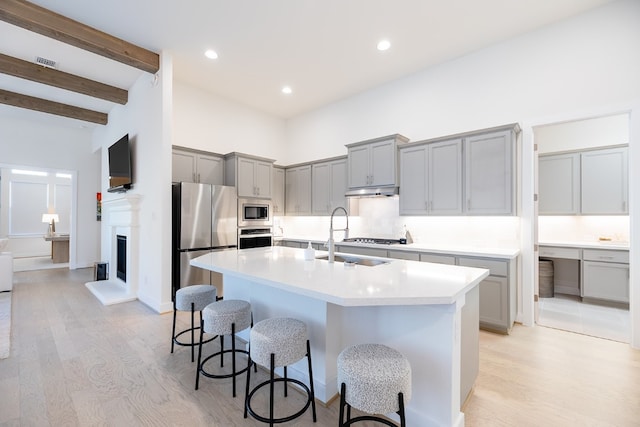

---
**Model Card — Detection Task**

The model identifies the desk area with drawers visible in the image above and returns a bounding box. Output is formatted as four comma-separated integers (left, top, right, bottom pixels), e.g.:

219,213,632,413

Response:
539,242,630,305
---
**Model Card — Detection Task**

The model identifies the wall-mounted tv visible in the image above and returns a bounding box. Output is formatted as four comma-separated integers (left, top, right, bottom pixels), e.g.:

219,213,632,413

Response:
107,134,133,193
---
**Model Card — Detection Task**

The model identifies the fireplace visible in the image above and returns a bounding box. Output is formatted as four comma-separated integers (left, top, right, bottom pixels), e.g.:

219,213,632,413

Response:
116,235,127,282
86,194,140,306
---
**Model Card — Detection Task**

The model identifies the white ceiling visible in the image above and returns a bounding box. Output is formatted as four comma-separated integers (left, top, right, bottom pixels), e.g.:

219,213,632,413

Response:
0,0,616,128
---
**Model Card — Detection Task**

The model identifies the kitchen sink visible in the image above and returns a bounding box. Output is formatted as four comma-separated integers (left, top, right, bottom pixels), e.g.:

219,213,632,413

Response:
315,254,389,267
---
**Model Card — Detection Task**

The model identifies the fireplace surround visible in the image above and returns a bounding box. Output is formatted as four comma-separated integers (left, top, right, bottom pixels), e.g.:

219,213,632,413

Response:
86,194,141,305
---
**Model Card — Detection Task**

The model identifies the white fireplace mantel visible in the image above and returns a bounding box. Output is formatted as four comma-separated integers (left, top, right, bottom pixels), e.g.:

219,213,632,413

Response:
86,193,142,305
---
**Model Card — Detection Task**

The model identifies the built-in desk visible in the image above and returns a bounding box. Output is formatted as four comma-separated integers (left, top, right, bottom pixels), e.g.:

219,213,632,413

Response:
539,242,630,304
44,234,69,263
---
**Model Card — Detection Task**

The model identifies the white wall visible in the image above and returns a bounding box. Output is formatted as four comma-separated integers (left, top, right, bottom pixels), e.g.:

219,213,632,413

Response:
92,51,173,313
284,0,640,164
173,81,287,162
0,116,100,268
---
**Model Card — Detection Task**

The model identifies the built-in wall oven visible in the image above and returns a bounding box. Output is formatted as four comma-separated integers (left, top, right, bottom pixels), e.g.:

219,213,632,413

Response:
238,199,272,228
238,227,273,249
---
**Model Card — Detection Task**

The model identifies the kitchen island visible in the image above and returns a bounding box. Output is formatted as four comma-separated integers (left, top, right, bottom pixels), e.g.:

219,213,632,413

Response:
192,246,489,427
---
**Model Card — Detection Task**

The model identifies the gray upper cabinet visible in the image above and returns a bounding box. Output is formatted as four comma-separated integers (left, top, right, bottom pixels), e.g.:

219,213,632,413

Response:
312,158,348,215
285,165,312,215
172,147,224,185
272,167,285,215
224,153,274,199
581,147,628,214
538,153,580,215
464,129,515,215
400,138,462,215
347,134,409,189
539,146,628,215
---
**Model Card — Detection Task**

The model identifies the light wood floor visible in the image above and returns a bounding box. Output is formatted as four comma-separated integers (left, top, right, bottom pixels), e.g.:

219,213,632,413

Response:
1,268,639,426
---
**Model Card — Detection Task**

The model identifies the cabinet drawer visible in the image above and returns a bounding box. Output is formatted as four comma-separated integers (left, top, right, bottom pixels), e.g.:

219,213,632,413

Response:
539,246,581,260
458,257,507,277
583,249,629,263
336,245,388,258
420,253,456,265
388,250,420,261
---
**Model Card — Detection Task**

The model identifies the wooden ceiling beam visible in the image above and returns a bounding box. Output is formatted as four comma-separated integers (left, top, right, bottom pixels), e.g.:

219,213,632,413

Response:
0,53,128,104
0,0,159,74
0,89,108,124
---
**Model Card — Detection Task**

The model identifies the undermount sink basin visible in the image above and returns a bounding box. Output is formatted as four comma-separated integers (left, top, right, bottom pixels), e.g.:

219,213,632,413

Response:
315,254,389,267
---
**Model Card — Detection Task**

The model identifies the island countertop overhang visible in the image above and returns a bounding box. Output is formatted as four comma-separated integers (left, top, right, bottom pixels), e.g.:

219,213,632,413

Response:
191,246,489,306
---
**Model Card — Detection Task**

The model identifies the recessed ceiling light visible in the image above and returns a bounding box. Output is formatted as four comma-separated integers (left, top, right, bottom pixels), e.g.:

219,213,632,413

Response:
282,86,292,95
204,49,218,60
377,39,391,51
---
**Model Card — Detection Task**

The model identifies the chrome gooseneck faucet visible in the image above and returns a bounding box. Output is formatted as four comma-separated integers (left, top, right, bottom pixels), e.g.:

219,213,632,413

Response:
328,206,349,263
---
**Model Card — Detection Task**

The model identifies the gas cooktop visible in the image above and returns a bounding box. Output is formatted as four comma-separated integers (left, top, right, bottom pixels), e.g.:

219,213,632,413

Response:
342,237,402,245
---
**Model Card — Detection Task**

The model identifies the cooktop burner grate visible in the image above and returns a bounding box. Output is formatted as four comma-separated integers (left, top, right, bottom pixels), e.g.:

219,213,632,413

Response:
342,237,402,245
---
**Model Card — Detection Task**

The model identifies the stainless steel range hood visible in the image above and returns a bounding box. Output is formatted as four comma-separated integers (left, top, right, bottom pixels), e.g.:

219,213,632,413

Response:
345,186,399,198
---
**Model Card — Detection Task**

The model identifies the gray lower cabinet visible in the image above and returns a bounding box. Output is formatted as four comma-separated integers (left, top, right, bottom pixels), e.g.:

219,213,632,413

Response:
581,249,630,303
457,257,515,334
335,245,388,258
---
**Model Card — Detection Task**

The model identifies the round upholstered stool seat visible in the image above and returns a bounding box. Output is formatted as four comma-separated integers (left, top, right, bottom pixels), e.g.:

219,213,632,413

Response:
244,317,317,425
171,285,217,362
196,300,253,396
337,343,411,427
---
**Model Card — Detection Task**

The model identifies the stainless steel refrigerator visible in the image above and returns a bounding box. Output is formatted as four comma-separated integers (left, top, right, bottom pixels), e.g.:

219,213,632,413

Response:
172,182,237,298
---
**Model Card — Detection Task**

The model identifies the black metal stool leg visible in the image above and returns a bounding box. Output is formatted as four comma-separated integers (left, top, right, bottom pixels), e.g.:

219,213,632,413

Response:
190,302,195,362
269,353,275,427
283,366,288,397
398,392,406,427
170,302,177,354
220,335,224,367
231,323,237,397
244,346,252,418
339,382,346,427
306,340,317,421
195,318,204,390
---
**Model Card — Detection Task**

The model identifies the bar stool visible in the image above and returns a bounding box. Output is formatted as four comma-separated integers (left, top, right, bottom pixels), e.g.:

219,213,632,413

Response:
244,317,317,426
196,299,252,397
337,343,411,427
171,285,217,362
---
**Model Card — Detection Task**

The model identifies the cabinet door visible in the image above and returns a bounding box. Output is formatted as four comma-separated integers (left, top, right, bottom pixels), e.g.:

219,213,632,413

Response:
237,158,257,197
581,147,628,214
429,139,463,214
582,261,629,303
196,154,224,185
329,159,348,212
285,168,297,215
348,145,371,188
370,139,395,186
172,150,196,183
477,276,508,330
399,145,428,214
285,166,312,215
297,165,312,214
312,162,330,214
465,130,513,215
255,161,272,198
272,168,285,214
538,153,580,214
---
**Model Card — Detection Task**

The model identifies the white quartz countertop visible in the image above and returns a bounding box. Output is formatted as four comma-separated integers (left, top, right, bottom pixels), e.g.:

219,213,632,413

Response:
191,246,489,307
275,236,520,259
539,240,630,250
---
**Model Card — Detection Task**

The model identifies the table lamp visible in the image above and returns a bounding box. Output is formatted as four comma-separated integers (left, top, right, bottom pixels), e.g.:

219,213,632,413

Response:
42,213,59,235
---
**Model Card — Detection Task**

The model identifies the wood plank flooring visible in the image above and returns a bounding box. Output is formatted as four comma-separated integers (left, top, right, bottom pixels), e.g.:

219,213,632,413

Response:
1,268,639,426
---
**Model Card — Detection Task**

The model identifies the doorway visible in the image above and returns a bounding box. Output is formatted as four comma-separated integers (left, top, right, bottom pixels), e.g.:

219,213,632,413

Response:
533,113,631,343
0,165,75,272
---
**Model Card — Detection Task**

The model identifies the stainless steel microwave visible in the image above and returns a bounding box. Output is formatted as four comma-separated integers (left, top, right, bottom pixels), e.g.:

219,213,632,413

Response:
238,199,272,227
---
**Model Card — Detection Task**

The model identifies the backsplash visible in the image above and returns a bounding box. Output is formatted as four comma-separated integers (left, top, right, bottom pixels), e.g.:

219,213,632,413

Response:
276,197,521,248
538,215,630,243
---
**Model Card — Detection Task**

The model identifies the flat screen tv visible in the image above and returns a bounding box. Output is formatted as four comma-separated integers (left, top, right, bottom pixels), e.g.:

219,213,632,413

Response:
107,134,133,193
